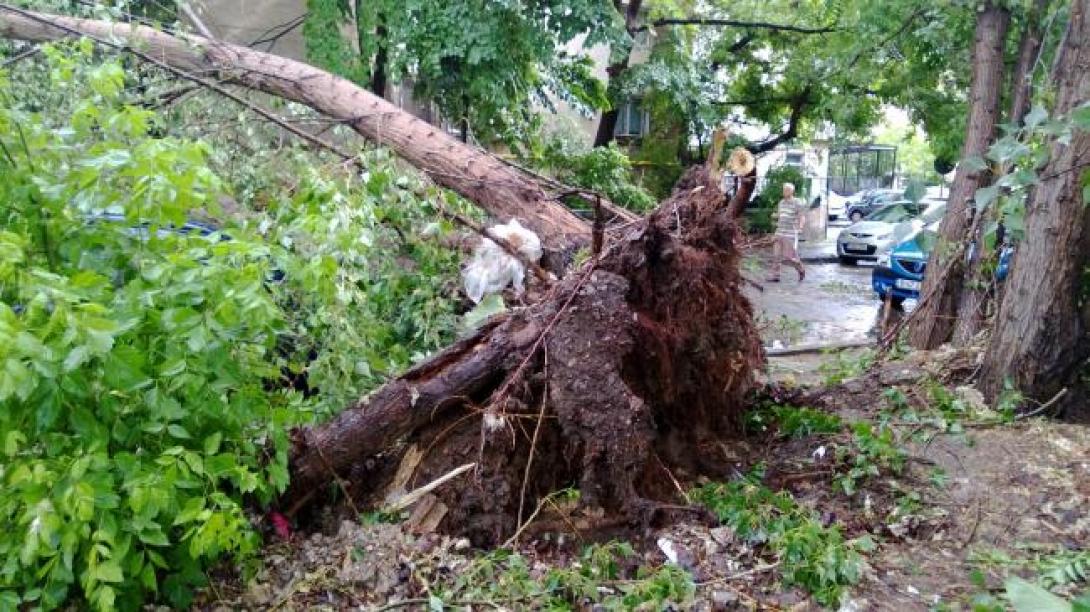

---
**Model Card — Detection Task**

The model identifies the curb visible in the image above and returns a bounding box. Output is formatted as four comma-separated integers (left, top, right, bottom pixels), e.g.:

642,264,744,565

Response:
765,339,874,356
799,254,841,264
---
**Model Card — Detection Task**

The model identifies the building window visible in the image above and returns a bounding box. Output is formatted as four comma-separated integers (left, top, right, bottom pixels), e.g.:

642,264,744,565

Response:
785,152,804,167
614,100,649,138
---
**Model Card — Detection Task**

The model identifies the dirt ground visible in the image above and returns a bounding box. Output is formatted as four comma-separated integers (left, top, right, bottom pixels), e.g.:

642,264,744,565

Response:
852,420,1090,610
201,345,1089,611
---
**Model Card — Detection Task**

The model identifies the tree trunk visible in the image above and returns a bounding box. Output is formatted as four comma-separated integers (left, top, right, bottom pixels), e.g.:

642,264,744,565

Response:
0,6,598,253
1008,0,1050,129
908,1,1010,349
951,0,1049,345
368,10,388,98
979,0,1090,408
594,0,643,148
284,162,763,544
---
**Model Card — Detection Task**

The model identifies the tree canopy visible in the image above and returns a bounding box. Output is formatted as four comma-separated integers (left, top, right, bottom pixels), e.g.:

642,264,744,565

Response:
303,0,618,145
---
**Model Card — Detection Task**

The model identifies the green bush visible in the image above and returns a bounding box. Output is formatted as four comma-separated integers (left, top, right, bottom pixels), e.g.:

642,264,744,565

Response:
535,137,658,213
745,165,809,234
753,165,810,211
0,44,461,610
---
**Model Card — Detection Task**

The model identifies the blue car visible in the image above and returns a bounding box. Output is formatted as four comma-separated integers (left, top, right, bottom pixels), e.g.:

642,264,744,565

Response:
872,222,1013,307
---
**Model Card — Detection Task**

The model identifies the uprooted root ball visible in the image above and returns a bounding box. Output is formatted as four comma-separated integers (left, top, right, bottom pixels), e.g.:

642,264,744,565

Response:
285,165,764,545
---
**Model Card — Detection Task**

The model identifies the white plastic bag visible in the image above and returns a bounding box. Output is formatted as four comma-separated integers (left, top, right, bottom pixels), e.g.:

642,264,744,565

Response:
462,219,543,303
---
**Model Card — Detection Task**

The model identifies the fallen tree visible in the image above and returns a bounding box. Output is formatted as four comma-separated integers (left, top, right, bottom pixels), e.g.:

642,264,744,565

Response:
285,150,764,544
0,4,642,254
0,5,763,545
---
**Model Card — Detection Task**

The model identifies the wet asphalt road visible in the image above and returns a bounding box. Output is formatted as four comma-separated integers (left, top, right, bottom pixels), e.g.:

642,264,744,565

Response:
744,222,912,349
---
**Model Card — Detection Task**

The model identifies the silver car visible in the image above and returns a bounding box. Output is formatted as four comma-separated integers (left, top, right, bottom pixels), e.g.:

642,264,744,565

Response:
837,201,944,264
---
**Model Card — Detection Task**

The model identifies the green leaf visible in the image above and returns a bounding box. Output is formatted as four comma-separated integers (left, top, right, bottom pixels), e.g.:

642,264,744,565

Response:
974,185,1000,210
1005,577,1071,612
1024,105,1048,129
204,432,223,455
1072,103,1090,131
63,346,91,372
93,561,124,584
460,293,507,332
167,424,192,439
4,431,26,457
961,156,989,172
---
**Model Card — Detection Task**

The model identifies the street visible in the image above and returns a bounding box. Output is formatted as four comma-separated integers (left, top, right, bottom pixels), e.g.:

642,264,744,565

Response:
745,221,910,350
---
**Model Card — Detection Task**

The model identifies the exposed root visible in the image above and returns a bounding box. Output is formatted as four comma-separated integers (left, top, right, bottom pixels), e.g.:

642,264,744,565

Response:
284,161,764,544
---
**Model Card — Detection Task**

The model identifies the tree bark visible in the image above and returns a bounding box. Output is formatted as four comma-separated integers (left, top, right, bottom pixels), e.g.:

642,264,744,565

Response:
979,0,1090,407
594,0,643,148
951,0,1050,345
0,5,597,253
1008,0,1050,128
908,1,1010,349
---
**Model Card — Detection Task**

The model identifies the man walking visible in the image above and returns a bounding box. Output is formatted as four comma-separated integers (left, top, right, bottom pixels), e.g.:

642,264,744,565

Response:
769,182,806,282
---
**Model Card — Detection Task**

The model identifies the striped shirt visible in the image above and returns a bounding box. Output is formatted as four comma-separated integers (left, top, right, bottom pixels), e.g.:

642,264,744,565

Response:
775,197,805,238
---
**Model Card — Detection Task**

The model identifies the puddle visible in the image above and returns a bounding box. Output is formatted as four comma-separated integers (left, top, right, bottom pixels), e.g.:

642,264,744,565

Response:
745,260,914,348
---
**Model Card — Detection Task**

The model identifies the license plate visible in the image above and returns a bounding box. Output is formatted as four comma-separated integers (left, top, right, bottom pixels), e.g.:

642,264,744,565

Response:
845,242,869,252
895,279,921,290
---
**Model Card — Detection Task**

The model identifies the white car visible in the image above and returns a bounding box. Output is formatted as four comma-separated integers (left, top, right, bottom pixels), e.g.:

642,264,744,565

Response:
826,191,849,220
836,201,944,265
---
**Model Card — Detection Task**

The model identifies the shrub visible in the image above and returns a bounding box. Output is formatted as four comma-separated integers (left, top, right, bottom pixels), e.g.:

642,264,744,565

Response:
752,165,810,211
0,43,461,610
535,136,658,213
745,165,809,234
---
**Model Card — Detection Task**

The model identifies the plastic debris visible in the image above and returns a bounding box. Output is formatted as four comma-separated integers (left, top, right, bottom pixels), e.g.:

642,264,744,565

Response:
268,511,292,540
462,219,542,303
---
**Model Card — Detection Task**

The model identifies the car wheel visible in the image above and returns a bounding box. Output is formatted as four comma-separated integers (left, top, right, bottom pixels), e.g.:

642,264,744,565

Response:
850,211,864,222
839,255,857,266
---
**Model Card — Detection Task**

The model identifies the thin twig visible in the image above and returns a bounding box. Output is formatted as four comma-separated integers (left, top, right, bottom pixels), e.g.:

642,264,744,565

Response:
375,597,520,611
0,4,368,173
1,44,39,67
1016,387,1067,420
695,561,782,586
487,259,600,413
515,346,548,536
305,430,361,518
959,498,984,550
177,1,215,39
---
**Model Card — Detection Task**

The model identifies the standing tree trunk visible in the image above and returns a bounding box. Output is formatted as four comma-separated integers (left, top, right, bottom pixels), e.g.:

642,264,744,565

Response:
0,5,605,254
594,0,643,148
908,1,1010,349
1008,0,1050,129
951,0,1050,345
979,0,1090,407
369,13,388,97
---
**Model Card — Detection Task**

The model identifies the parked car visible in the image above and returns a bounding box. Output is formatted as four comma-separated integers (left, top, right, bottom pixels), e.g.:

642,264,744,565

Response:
86,211,231,240
871,221,1013,307
826,191,850,221
846,189,905,222
836,201,935,264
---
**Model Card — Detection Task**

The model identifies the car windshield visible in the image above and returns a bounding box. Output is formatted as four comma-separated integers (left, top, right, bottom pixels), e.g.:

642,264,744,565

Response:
867,204,915,223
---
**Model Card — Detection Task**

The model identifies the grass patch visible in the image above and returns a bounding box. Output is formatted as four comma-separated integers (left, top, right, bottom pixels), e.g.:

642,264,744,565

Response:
746,405,844,438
